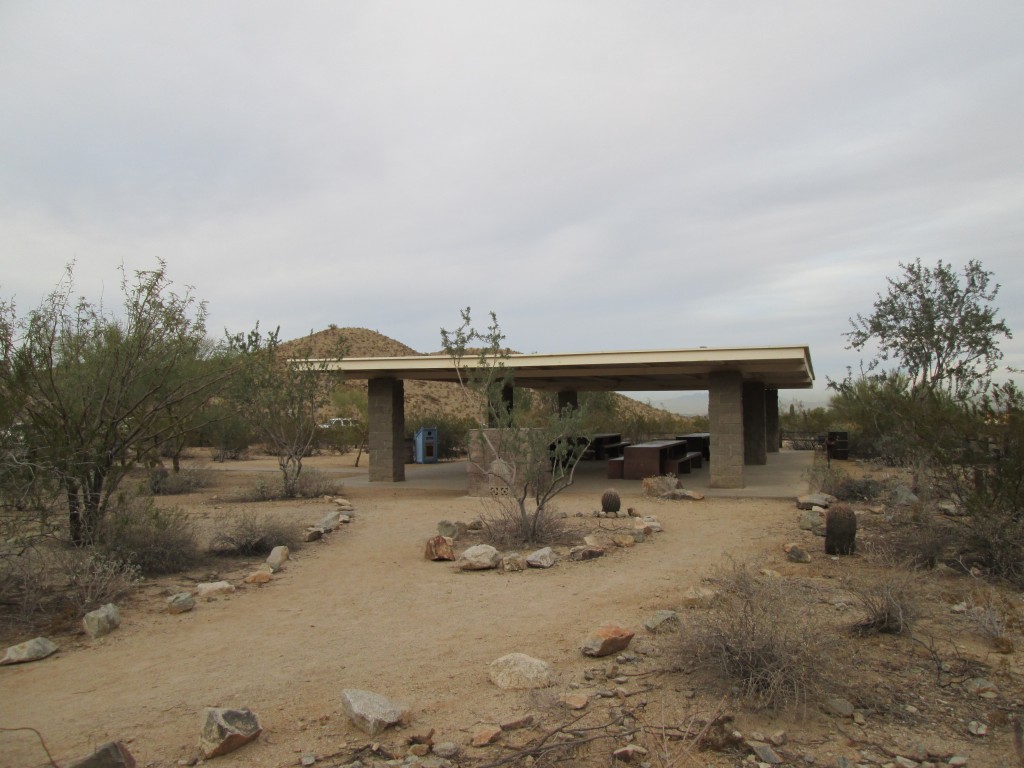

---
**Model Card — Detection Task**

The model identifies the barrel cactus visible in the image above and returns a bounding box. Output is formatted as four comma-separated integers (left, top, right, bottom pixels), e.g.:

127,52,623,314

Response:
825,504,857,555
601,488,621,514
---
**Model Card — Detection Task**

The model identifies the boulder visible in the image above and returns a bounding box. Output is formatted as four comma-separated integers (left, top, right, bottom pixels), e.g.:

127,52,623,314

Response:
340,689,409,736
613,744,648,762
581,624,635,657
641,476,679,497
433,742,461,759
796,493,833,510
200,707,262,758
457,544,501,570
167,592,195,614
424,536,455,561
319,510,342,532
643,610,681,633
612,534,636,548
244,571,272,584
1,636,58,665
196,581,236,598
798,510,825,533
266,545,289,572
569,545,604,562
822,696,855,718
64,740,136,768
303,527,324,542
681,586,719,608
641,516,663,533
784,544,811,563
472,724,502,747
83,603,121,639
488,653,555,689
501,552,528,572
500,714,534,731
665,488,705,501
891,485,919,506
562,693,589,710
526,547,557,568
437,520,460,539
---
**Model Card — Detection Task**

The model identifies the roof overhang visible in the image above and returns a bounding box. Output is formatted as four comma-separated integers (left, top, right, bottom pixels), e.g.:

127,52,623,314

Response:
305,345,814,392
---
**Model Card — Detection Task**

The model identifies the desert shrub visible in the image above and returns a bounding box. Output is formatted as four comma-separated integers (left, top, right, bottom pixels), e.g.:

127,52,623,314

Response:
51,548,140,614
98,495,201,575
680,563,838,708
960,496,1024,584
964,589,1017,652
829,475,885,502
209,510,299,556
0,542,50,625
601,488,621,514
295,468,344,498
235,474,283,502
482,498,569,548
849,568,918,636
147,466,214,495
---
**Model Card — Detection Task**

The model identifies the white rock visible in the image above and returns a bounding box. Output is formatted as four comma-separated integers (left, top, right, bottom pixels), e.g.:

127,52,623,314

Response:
266,545,289,572
1,637,58,665
488,653,555,689
195,581,236,599
340,689,408,736
83,603,121,638
457,544,500,570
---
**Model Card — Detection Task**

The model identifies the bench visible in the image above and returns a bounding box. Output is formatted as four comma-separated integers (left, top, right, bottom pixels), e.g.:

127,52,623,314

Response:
665,451,703,475
601,440,631,459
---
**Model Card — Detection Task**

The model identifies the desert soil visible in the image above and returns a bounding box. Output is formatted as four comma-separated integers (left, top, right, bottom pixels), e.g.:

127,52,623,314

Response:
0,454,1019,768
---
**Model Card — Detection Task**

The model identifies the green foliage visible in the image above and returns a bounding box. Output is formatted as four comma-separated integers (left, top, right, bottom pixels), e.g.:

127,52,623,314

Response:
406,413,476,460
192,402,253,461
845,258,1011,400
98,493,201,575
2,262,230,543
146,466,214,496
228,327,344,497
780,401,835,435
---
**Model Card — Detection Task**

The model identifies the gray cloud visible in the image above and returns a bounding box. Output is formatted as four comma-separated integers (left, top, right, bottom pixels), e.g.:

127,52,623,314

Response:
2,2,1022,402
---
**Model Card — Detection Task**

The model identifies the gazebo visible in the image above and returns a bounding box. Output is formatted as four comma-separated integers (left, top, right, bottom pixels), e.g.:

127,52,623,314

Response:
314,345,814,489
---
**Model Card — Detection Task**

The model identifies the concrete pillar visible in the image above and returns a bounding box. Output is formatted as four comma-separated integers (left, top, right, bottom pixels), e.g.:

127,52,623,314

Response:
709,371,744,488
368,378,405,482
743,381,767,466
557,390,579,413
765,388,780,454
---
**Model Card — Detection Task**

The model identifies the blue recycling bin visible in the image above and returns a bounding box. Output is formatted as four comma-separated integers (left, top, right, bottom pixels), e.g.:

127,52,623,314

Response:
414,427,438,464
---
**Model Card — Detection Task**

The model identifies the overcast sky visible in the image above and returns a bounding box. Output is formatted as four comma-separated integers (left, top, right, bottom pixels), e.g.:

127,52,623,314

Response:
2,2,1022,406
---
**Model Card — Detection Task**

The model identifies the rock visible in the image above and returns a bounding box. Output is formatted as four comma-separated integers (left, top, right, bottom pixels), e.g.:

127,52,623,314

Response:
437,520,460,539
65,740,136,768
798,510,825,533
570,545,605,561
196,581,236,598
300,754,317,766
641,515,663,532
891,485,919,506
83,603,121,639
632,518,653,535
750,742,783,764
759,568,781,579
681,586,719,608
967,720,987,736
611,534,636,548
244,571,272,584
964,677,997,697
643,610,681,633
947,756,968,766
339,514,352,524
340,689,409,736
472,724,502,746
466,518,484,531
502,552,528,572
488,653,555,689
526,547,557,568
167,592,196,614
641,476,679,497
319,510,342,531
665,488,705,501
562,693,589,710
583,534,611,549
266,545,289,572
200,707,262,758
332,497,354,509
582,624,635,657
433,742,460,759
823,696,855,718
612,744,648,762
457,544,501,570
796,493,832,510
500,714,534,731
769,731,787,746
424,536,455,561
303,527,324,542
1,636,58,665
785,544,811,563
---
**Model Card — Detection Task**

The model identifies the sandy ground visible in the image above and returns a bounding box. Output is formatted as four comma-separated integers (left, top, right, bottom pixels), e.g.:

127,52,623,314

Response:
1,453,1018,768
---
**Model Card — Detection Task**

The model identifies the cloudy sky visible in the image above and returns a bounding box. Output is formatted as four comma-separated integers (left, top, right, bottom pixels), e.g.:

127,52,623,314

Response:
2,2,1022,406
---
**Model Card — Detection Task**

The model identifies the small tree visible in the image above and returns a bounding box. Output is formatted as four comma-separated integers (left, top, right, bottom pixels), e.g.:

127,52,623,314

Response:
441,308,589,545
845,258,1011,400
228,327,343,498
3,263,229,543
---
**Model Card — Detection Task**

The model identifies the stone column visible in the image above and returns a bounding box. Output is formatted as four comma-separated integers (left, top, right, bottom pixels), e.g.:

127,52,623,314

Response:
743,381,767,466
557,390,579,413
765,388,780,454
368,378,405,482
709,371,744,488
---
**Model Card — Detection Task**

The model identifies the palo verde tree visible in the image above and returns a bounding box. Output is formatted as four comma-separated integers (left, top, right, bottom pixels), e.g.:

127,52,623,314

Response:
441,308,590,545
228,327,343,498
3,263,230,544
844,258,1011,400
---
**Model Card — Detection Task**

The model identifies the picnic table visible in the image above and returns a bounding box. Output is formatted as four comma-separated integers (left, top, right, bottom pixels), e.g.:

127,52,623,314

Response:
609,438,703,480
676,432,710,460
589,433,630,460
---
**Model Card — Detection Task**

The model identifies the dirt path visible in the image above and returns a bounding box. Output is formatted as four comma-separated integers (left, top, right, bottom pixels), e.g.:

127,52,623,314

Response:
0,488,796,768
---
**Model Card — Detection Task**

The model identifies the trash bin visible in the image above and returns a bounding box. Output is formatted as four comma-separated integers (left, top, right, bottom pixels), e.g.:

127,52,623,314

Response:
414,427,438,464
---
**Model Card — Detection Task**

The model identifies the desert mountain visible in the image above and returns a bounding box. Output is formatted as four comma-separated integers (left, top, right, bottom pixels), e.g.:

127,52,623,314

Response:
282,327,696,427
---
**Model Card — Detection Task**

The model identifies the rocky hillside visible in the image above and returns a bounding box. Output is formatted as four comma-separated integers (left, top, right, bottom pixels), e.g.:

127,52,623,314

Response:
281,327,697,428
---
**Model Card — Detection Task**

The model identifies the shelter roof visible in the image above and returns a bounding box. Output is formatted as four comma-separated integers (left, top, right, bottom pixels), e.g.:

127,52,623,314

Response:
308,345,814,392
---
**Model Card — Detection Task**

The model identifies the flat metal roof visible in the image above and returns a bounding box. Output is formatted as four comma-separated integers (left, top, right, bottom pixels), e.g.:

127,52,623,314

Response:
307,345,814,392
